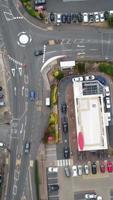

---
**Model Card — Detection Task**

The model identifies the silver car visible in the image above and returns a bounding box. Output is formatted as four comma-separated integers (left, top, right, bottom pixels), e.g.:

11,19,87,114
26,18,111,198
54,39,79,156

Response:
77,165,82,176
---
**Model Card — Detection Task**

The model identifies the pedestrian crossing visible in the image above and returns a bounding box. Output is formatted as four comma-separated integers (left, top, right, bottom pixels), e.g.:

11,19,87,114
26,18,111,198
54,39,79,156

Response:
57,159,73,167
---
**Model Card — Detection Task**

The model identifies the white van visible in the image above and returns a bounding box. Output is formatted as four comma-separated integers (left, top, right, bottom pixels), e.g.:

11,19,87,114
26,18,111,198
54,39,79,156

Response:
105,86,110,96
83,13,88,23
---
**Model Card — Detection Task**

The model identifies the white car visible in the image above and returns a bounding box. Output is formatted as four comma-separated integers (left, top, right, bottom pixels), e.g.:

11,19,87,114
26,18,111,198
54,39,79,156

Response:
85,194,97,199
107,112,111,121
77,165,82,176
110,10,113,16
83,12,88,23
94,12,100,22
84,164,89,175
74,76,83,82
56,13,61,25
48,167,58,173
100,12,105,22
85,75,95,81
72,165,78,177
106,97,111,108
105,86,110,96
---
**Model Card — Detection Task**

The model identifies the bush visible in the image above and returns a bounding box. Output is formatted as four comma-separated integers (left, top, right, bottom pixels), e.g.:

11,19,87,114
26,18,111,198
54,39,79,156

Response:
99,63,113,76
108,14,113,27
49,113,58,125
34,160,40,200
50,85,58,106
53,69,64,80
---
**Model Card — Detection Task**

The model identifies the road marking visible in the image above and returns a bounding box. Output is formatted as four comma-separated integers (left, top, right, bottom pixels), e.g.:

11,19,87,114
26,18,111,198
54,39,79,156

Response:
23,129,25,141
25,88,29,97
42,44,46,63
46,51,56,54
8,55,23,66
4,11,13,21
24,74,29,84
14,170,20,181
18,67,22,76
77,44,85,48
11,68,15,77
77,52,86,55
13,185,17,195
21,86,24,96
20,123,23,134
14,87,17,96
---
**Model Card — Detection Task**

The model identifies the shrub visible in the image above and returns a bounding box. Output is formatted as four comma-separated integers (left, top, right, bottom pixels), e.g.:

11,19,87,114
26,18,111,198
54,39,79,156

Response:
53,69,64,80
34,160,40,200
49,113,58,125
99,63,113,76
50,85,58,106
77,62,86,74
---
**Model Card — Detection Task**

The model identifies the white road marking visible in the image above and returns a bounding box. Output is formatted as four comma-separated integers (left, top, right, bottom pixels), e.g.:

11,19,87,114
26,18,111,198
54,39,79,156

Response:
11,68,15,77
23,129,25,141
24,75,29,84
46,51,56,54
77,52,86,55
42,44,46,63
25,88,29,97
4,11,13,21
14,87,17,96
21,86,24,96
13,185,17,195
18,67,22,76
20,123,23,134
77,44,85,48
14,170,20,181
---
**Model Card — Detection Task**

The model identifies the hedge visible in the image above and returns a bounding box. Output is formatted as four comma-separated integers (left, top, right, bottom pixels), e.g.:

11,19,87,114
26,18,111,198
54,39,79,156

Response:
34,160,40,200
50,85,58,106
99,63,113,76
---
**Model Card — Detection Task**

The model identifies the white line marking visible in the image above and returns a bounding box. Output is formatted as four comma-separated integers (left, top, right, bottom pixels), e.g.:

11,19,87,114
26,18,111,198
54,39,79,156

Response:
11,68,15,77
18,67,22,76
77,52,86,55
14,87,17,96
46,51,56,54
23,129,25,141
20,123,23,134
14,170,20,181
13,185,17,195
21,86,24,96
77,44,85,48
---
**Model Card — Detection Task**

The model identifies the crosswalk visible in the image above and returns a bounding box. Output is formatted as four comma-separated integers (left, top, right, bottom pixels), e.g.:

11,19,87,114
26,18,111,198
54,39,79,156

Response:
57,159,73,167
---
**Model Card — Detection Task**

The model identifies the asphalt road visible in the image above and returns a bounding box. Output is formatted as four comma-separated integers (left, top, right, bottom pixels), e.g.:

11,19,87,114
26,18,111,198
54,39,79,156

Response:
0,0,113,200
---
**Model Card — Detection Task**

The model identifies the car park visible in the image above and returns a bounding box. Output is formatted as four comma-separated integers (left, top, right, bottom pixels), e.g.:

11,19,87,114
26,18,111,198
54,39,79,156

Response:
48,167,58,173
56,13,61,25
99,12,105,22
94,12,100,22
64,167,71,177
29,90,36,101
89,13,94,23
107,161,113,172
77,12,83,22
63,147,70,159
83,12,88,23
105,86,110,96
85,75,95,81
105,97,111,108
84,164,89,175
100,162,105,173
49,12,55,22
24,142,30,153
34,49,43,56
104,11,110,20
73,76,83,82
85,193,97,199
77,165,82,176
48,184,59,192
61,103,67,113
61,14,67,23
91,162,97,174
72,165,78,176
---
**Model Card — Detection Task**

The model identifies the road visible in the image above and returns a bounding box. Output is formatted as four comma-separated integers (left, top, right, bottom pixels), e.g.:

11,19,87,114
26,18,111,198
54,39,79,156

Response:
0,0,113,200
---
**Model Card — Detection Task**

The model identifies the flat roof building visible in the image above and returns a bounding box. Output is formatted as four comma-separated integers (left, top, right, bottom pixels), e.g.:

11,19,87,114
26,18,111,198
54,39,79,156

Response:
72,79,108,151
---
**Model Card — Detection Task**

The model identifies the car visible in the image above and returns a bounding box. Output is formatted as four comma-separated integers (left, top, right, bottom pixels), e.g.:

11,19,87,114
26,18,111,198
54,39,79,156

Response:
62,121,68,133
100,162,105,173
107,112,111,121
61,103,67,113
29,90,36,101
66,14,71,23
48,184,59,192
61,14,67,23
85,193,97,199
107,161,113,172
34,0,46,5
88,13,94,23
64,167,71,177
49,12,55,22
96,76,106,85
71,13,78,23
77,165,82,176
48,167,58,173
34,49,43,56
104,11,110,20
24,142,30,153
106,97,111,108
83,12,88,23
63,147,70,159
105,86,110,96
94,12,100,22
0,142,5,148
77,12,83,23
85,75,95,81
72,165,78,176
73,76,83,82
84,164,89,175
56,13,61,25
91,162,97,174
99,12,105,22
110,10,113,16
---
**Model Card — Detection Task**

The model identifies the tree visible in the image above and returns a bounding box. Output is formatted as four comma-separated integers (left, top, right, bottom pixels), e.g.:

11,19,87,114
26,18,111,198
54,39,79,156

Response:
108,14,113,27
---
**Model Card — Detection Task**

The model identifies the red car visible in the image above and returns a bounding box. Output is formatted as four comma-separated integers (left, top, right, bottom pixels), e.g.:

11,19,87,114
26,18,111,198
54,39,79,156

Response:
100,162,105,173
107,161,113,173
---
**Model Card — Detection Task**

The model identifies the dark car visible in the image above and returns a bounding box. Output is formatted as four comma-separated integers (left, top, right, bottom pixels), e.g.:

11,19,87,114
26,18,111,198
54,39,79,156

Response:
61,103,67,113
61,14,67,23
24,142,30,153
64,147,70,159
49,12,55,22
35,0,46,5
66,14,71,23
71,13,78,23
104,11,109,20
34,49,43,56
48,184,59,192
77,12,83,22
62,121,68,133
91,162,97,174
96,76,106,85
89,13,94,23
29,90,36,101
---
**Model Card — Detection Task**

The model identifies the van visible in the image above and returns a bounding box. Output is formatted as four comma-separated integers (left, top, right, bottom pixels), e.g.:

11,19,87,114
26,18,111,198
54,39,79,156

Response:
105,86,110,96
64,167,71,177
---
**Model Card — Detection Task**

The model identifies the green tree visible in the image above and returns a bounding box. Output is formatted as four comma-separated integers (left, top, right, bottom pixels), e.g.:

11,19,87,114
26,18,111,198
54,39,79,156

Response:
108,14,113,27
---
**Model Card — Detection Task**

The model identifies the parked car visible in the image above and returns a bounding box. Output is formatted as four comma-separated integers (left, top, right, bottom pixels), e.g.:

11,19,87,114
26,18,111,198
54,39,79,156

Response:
77,165,82,176
56,13,61,25
108,112,111,121
77,12,83,22
34,0,46,5
62,121,68,133
84,164,89,175
72,165,78,176
104,11,110,20
63,147,70,159
107,161,113,172
34,49,43,56
85,193,97,199
61,14,67,23
96,76,106,85
91,162,97,174
61,103,67,113
0,142,5,148
71,13,78,23
48,167,58,173
105,86,110,96
24,142,30,153
106,97,111,108
73,76,83,82
100,162,105,173
48,184,59,192
85,75,95,81
83,12,88,23
110,10,113,16
94,12,100,22
49,12,55,22
88,13,94,23
29,90,36,101
66,14,71,23
99,12,105,22
64,167,71,177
